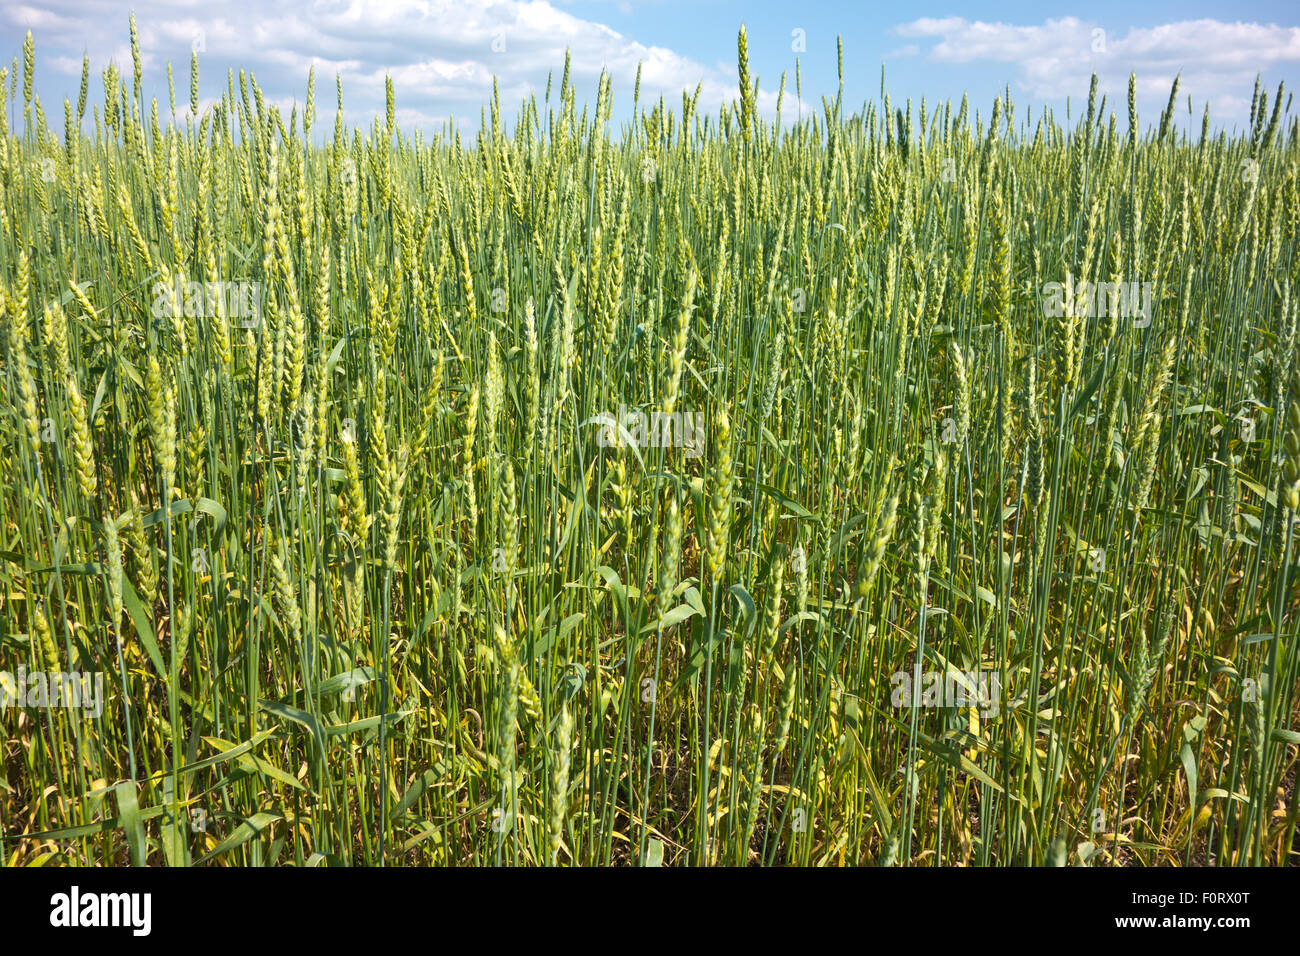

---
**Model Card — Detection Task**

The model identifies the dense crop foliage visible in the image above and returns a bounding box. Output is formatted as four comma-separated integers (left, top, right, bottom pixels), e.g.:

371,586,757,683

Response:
2,21,1299,866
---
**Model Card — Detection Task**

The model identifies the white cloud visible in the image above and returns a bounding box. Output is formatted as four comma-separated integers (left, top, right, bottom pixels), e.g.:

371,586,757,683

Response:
896,16,1300,126
11,0,793,134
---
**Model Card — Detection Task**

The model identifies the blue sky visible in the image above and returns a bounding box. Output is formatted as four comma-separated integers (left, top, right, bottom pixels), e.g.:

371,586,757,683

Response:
4,1,1299,137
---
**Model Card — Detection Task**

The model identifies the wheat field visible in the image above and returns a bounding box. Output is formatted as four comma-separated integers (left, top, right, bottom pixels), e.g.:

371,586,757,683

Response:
1,19,1299,866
